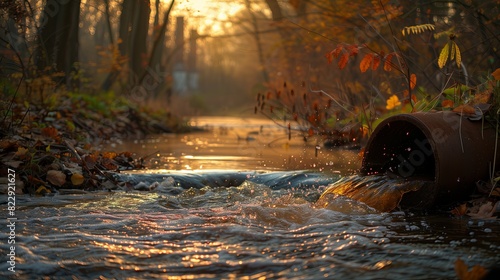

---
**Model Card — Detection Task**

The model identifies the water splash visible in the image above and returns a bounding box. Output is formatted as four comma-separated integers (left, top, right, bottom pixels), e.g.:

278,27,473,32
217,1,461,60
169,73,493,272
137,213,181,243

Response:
316,175,436,212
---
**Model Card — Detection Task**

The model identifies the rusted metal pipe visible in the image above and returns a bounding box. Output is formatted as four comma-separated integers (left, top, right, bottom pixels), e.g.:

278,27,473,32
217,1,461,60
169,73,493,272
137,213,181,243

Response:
360,111,498,206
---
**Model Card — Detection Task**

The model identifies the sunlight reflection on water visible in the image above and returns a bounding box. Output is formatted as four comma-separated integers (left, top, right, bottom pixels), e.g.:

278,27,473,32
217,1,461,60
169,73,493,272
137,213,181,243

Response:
106,116,361,173
2,116,499,279
5,188,500,279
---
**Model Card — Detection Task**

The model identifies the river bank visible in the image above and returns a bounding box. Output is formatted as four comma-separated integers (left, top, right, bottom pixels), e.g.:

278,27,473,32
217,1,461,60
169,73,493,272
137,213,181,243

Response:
0,93,190,195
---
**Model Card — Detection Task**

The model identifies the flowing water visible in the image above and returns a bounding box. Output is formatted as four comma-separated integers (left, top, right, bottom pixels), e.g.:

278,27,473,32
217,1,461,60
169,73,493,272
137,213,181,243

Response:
2,116,499,279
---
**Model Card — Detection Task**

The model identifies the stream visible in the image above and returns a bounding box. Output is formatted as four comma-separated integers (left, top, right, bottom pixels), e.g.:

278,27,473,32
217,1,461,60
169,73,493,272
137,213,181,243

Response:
1,116,499,279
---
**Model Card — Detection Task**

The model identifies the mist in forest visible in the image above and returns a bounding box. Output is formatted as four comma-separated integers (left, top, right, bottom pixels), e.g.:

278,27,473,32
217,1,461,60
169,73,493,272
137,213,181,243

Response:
1,0,499,117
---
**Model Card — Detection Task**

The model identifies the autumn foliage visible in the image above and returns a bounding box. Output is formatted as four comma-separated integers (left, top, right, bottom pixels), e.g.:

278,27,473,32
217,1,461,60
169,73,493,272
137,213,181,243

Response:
256,0,500,149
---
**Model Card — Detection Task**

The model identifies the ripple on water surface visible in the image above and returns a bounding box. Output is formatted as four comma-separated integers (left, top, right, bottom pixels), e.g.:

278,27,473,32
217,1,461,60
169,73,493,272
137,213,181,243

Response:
1,173,499,279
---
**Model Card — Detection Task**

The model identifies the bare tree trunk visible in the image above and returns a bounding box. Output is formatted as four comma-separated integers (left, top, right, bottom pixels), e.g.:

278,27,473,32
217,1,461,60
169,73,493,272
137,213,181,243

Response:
244,0,269,84
129,0,150,83
36,0,81,88
101,0,150,91
263,0,297,82
140,0,174,82
103,0,114,45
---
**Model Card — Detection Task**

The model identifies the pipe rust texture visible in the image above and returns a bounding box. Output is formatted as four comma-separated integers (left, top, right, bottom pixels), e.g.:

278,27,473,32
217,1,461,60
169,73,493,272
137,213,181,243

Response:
361,111,498,205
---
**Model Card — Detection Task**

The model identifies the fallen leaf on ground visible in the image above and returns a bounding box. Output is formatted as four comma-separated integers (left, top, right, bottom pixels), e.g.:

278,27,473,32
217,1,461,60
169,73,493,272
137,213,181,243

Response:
46,170,66,187
453,104,476,115
35,185,51,195
473,90,492,104
467,201,497,219
13,147,28,158
3,161,23,168
71,173,85,186
455,258,487,280
492,68,500,80
41,127,59,139
442,99,454,108
451,203,467,216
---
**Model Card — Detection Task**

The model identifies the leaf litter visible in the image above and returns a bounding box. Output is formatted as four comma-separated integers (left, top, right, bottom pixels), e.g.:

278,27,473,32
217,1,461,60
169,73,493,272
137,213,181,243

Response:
0,96,184,195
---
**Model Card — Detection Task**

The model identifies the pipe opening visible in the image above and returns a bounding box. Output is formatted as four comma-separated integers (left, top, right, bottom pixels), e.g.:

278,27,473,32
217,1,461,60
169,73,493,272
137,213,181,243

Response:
361,120,436,181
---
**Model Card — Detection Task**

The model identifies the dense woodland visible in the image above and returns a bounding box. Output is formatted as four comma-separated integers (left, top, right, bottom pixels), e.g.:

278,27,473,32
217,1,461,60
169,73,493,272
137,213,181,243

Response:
1,0,498,114
0,0,499,145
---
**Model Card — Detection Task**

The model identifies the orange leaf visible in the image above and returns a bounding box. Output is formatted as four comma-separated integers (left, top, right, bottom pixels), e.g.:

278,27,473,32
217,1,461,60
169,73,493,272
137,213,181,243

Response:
102,152,117,159
372,55,381,70
338,53,349,69
455,259,469,280
360,53,373,73
347,44,359,56
492,68,500,80
442,99,454,108
491,187,500,197
308,127,314,136
41,127,59,139
450,203,467,216
101,158,118,170
325,52,333,64
453,104,476,115
384,53,394,71
326,44,344,63
473,90,492,104
411,94,417,104
332,45,343,58
409,74,417,90
454,258,487,280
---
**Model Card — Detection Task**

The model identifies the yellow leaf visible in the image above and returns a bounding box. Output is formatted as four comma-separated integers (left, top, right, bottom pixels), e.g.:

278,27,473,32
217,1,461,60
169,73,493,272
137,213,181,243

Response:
386,95,401,110
35,185,51,195
71,173,85,186
402,24,435,36
15,147,28,157
454,41,462,68
492,68,500,80
438,42,450,69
